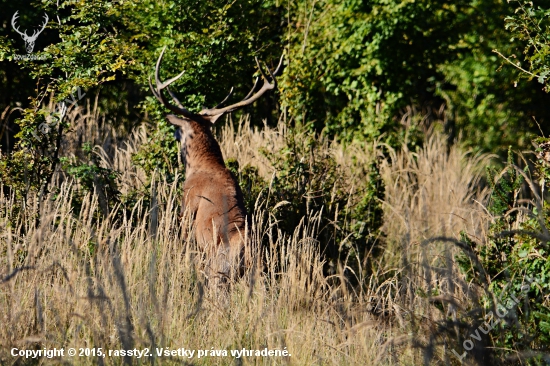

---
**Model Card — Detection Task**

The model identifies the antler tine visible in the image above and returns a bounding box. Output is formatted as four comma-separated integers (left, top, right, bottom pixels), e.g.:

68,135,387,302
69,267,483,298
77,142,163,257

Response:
208,77,259,112
242,77,260,101
148,75,162,102
168,87,187,109
151,46,195,118
213,87,235,109
200,55,284,118
273,54,285,76
265,61,278,90
255,57,270,82
155,47,186,90
11,11,25,36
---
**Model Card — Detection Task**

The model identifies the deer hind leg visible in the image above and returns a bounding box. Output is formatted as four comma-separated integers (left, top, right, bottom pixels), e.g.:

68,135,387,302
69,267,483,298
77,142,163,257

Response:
203,242,244,287
197,217,245,286
196,222,228,286
205,240,243,282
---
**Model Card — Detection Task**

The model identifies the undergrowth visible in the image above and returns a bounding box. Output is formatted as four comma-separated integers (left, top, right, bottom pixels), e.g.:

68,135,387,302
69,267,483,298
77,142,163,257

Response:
1,105,549,364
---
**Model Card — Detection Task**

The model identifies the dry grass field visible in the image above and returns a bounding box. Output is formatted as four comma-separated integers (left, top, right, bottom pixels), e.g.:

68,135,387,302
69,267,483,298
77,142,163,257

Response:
0,102,503,365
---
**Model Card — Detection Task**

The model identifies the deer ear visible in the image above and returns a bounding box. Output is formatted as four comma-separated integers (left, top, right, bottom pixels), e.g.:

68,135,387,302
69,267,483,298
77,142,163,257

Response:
166,114,186,127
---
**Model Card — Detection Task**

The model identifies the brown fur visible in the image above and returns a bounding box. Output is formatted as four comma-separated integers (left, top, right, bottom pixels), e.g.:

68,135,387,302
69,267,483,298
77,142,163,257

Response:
167,114,248,281
149,47,283,283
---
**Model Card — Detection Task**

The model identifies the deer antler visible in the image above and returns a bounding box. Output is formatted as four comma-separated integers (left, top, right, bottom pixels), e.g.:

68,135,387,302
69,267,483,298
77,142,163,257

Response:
11,11,26,38
200,55,284,118
150,46,284,121
11,11,48,41
149,46,197,120
31,13,49,40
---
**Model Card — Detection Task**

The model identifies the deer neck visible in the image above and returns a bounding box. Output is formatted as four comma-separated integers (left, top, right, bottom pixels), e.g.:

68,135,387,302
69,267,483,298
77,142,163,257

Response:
182,122,226,176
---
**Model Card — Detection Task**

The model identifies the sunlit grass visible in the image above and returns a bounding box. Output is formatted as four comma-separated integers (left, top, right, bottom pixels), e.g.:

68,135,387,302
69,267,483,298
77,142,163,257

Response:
1,107,494,365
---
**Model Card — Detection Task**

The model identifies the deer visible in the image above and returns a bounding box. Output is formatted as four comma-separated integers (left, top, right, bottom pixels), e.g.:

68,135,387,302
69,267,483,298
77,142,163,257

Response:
11,11,48,54
149,47,283,283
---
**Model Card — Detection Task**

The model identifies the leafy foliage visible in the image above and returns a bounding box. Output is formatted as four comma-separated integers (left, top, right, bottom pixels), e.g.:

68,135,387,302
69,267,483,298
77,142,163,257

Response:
0,103,67,199
226,159,266,218
281,0,550,152
502,1,550,91
458,145,550,358
233,126,384,276
60,142,120,217
131,120,181,181
282,0,467,141
1,0,283,211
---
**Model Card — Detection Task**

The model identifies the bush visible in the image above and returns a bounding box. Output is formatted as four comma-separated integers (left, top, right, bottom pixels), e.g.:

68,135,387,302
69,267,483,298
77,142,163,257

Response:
229,124,384,278
458,142,550,361
60,142,120,217
502,1,550,91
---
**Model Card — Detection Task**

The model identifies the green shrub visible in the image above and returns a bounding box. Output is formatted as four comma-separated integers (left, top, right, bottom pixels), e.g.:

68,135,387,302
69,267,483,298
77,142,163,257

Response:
458,143,550,361
502,1,550,91
131,120,181,182
60,142,120,217
231,126,384,278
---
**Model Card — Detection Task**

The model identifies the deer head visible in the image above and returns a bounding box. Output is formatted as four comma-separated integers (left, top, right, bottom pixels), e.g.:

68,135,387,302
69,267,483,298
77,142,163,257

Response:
149,47,283,283
150,47,283,172
12,11,48,54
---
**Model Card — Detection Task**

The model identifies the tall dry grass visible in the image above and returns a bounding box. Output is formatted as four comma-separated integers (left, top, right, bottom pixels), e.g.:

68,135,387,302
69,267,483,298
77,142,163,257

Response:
1,102,494,365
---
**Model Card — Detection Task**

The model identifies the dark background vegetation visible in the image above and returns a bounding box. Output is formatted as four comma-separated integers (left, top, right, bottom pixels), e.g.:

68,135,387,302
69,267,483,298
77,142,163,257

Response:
1,0,549,154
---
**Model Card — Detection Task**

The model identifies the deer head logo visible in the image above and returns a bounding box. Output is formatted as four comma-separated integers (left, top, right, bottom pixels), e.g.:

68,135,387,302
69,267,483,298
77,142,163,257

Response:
11,11,48,54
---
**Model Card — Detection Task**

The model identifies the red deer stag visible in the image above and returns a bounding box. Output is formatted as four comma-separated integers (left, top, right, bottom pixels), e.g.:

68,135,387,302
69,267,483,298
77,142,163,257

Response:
150,47,283,283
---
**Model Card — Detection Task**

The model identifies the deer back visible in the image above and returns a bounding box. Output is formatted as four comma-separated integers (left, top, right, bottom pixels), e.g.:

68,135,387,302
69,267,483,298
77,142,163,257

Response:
166,114,247,250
